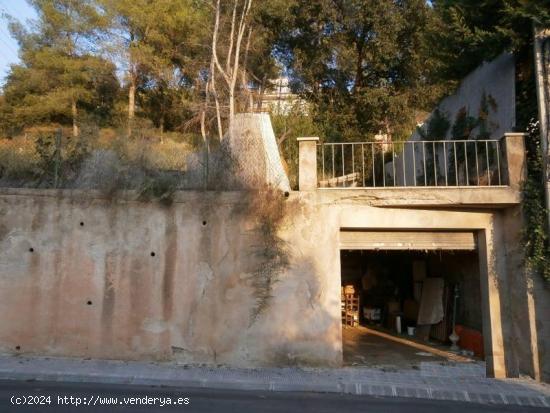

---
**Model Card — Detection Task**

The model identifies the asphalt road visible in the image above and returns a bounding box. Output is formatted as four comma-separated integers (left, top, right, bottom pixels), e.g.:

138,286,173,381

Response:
0,379,546,413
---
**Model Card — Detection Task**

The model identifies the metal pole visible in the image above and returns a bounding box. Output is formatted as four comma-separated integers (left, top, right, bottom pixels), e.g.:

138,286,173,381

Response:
413,142,416,186
322,143,325,182
402,142,406,186
392,143,396,186
372,143,376,187
422,142,427,186
351,143,355,174
443,141,448,186
534,26,550,233
475,141,480,185
361,144,365,187
382,144,386,187
341,143,345,187
432,141,437,186
464,141,469,185
485,141,490,185
454,141,458,185
53,128,62,189
449,284,460,351
496,140,502,185
332,144,335,182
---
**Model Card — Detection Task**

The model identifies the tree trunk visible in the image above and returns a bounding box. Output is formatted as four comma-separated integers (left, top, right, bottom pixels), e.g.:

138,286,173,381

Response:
71,99,78,138
211,0,253,139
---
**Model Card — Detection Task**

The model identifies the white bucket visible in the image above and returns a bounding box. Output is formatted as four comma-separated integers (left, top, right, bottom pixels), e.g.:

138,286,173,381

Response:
407,326,416,336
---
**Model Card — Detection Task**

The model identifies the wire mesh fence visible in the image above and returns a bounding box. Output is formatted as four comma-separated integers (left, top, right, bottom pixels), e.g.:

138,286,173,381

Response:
0,126,282,195
0,128,204,191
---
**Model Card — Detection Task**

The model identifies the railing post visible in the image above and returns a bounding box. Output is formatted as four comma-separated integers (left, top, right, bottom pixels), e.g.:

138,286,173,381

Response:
298,137,319,191
503,133,526,190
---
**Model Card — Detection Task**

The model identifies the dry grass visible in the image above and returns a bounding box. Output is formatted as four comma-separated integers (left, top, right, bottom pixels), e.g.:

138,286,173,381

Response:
111,138,191,171
0,131,195,192
0,137,41,180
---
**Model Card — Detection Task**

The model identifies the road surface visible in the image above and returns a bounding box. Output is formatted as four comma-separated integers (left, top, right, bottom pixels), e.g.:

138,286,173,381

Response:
0,379,546,412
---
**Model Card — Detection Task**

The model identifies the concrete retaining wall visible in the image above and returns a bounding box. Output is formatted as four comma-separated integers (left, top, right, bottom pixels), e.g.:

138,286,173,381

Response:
0,188,546,380
0,190,342,367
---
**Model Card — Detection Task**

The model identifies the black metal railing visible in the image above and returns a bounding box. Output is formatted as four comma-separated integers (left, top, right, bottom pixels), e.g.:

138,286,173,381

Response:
317,139,506,188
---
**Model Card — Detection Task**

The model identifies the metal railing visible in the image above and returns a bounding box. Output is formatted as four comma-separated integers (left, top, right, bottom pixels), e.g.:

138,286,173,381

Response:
317,139,507,188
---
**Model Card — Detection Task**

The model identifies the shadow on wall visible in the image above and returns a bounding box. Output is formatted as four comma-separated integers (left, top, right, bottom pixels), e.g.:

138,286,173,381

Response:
234,190,342,366
256,255,342,367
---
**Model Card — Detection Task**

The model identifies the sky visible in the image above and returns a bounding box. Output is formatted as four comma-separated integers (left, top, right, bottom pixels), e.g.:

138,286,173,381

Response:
0,0,37,85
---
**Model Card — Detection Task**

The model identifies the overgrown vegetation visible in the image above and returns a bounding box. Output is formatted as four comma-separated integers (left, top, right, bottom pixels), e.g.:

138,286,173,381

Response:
0,127,196,204
522,121,550,283
514,29,550,285
1,1,549,187
241,186,293,323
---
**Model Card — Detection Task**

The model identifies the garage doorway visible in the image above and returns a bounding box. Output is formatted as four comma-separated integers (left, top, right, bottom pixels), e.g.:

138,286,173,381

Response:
340,230,485,370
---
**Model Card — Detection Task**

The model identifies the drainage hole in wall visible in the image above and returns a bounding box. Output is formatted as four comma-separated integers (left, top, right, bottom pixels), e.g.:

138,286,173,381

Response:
202,221,207,226
15,346,20,351
28,248,34,253
151,252,156,257
80,222,84,226
87,300,92,305
284,191,290,198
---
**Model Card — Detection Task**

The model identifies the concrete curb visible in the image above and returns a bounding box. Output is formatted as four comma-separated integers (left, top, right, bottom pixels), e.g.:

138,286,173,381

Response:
0,356,548,408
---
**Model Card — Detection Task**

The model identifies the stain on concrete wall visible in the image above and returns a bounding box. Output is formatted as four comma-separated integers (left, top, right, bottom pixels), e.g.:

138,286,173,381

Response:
0,190,342,367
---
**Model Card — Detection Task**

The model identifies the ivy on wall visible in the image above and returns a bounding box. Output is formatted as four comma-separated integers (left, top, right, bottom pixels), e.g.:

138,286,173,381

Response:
522,120,550,283
515,41,550,285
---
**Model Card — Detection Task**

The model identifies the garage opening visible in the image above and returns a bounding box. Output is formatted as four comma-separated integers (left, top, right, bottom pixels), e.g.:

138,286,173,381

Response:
340,230,484,370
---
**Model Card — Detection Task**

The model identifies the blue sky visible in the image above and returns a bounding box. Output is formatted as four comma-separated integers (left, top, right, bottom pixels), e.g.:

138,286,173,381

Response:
0,0,36,85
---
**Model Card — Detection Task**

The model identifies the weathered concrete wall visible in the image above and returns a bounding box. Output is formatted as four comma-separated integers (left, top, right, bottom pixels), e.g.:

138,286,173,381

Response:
391,54,516,185
532,269,550,381
0,189,342,367
0,188,545,380
417,53,516,141
501,205,550,381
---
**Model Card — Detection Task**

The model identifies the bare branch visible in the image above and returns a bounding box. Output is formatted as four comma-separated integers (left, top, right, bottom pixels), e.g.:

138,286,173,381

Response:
278,130,291,146
242,27,254,110
226,1,238,75
211,0,230,86
210,56,224,140
228,0,253,123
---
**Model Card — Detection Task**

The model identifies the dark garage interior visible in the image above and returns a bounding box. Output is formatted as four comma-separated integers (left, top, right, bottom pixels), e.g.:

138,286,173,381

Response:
340,249,484,368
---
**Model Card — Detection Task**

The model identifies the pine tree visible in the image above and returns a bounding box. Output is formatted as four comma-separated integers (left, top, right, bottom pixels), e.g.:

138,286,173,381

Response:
2,0,118,135
100,0,207,137
273,0,441,142
430,0,550,82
